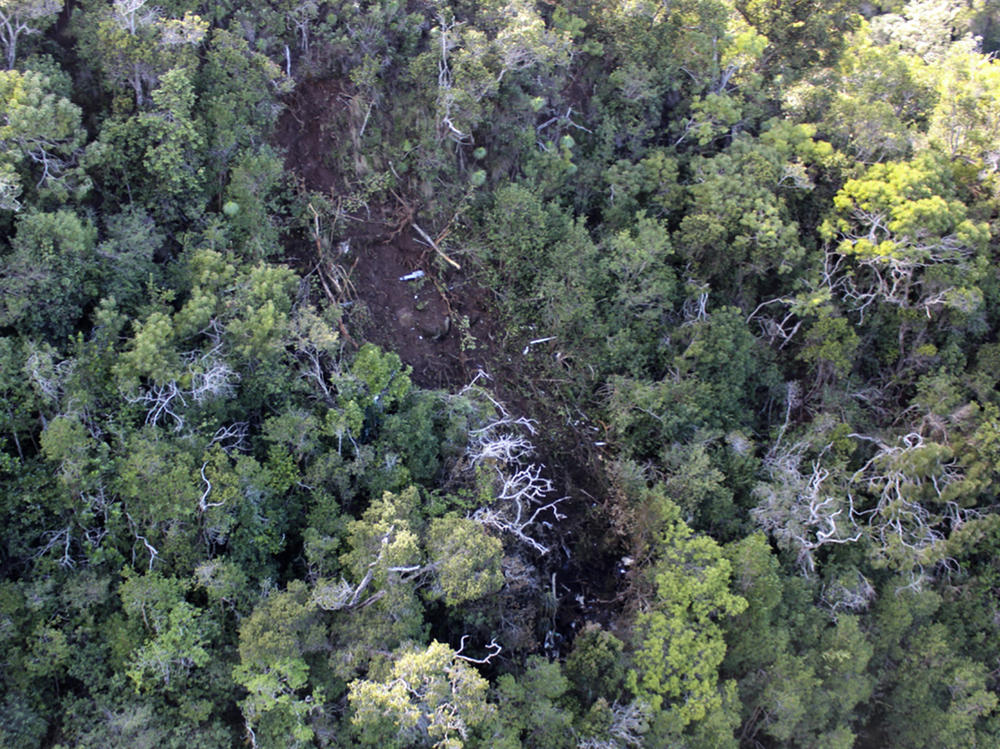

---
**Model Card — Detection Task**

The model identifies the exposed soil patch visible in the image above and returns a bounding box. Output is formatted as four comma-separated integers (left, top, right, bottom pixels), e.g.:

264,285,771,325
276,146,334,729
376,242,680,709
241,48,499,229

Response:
274,80,497,390
273,79,344,200
274,76,626,642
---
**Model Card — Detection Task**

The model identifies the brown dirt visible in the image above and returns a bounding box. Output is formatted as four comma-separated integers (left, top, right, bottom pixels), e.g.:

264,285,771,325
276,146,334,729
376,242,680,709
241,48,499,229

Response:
273,79,344,201
273,79,498,390
273,76,626,640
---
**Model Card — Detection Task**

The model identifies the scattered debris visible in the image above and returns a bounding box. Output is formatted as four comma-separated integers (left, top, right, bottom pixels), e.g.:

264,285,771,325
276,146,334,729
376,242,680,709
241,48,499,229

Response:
522,336,556,355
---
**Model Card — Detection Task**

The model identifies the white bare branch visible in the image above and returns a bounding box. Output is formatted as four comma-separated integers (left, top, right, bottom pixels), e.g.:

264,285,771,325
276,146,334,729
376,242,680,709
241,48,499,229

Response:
198,462,225,513
188,358,237,404
209,422,249,453
313,526,429,611
453,379,568,554
752,442,862,575
126,380,187,431
824,221,981,322
311,578,356,611
0,0,61,69
474,466,568,555
845,430,968,576
125,511,159,571
124,338,238,431
453,635,502,664
25,347,72,404
608,700,651,747
434,16,473,145
820,571,877,616
577,700,650,748
112,0,157,35
681,287,709,324
33,526,74,568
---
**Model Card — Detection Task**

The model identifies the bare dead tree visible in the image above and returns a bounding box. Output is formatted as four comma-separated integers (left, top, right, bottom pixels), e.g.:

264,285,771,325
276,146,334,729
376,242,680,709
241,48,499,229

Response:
605,701,651,747
0,0,61,70
289,0,317,54
468,414,537,465
126,381,187,431
435,16,473,145
752,442,862,575
770,381,801,456
208,422,249,453
112,0,156,35
25,346,71,404
312,526,428,612
823,219,981,323
33,526,74,568
460,385,567,554
473,472,566,555
746,296,806,348
188,358,237,404
80,485,111,551
681,283,709,324
125,511,159,572
311,578,357,612
197,462,226,513
125,338,238,432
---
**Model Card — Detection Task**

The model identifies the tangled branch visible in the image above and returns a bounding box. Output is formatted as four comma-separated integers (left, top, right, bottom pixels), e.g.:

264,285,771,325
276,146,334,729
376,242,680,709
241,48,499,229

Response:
753,441,862,575
461,384,567,554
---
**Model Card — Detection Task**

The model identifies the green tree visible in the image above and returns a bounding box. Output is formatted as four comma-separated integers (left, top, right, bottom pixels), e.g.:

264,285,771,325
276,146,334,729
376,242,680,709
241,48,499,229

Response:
492,656,575,749
86,66,207,223
821,153,990,330
119,568,212,691
197,26,290,177
735,0,858,76
0,208,97,340
233,581,326,748
94,205,163,312
799,31,936,163
348,640,495,748
565,623,627,706
425,515,503,607
626,496,747,735
882,623,998,747
675,131,825,300
0,68,89,208
79,0,206,108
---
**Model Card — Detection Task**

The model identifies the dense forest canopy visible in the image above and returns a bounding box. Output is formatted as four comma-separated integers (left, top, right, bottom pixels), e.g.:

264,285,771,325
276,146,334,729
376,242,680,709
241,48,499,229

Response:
3,0,1000,746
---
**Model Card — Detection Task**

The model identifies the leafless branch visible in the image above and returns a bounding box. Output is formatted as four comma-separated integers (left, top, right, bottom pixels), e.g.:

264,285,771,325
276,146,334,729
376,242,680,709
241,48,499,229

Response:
198,462,225,513
209,422,249,453
125,511,159,572
33,526,74,568
820,571,876,616
454,635,501,664
753,442,862,575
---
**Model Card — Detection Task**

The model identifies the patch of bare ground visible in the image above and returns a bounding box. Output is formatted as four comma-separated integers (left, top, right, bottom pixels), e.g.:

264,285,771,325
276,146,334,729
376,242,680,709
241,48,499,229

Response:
274,76,627,643
274,80,496,389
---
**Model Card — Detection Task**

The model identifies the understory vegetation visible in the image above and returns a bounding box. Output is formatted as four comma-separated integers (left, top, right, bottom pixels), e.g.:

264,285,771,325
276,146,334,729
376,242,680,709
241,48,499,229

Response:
4,0,1000,746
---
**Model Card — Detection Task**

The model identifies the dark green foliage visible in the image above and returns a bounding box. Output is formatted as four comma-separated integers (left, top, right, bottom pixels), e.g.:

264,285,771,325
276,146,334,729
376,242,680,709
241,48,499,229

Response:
493,656,575,748
3,2,1000,747
0,210,97,341
736,0,859,76
565,623,627,705
608,307,777,458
